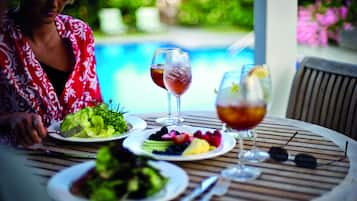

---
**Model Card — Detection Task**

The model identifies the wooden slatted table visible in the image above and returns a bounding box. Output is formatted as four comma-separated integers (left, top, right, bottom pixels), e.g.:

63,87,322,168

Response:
20,111,357,201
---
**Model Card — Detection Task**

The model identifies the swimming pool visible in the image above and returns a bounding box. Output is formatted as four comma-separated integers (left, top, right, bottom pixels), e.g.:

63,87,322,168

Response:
95,42,254,114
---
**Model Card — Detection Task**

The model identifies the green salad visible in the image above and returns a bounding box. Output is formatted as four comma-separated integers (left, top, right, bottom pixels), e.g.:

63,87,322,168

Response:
71,144,168,201
60,103,128,138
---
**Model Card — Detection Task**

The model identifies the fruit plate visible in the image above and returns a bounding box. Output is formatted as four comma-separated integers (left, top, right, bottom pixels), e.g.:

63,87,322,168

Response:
47,114,147,143
47,160,189,201
123,126,236,161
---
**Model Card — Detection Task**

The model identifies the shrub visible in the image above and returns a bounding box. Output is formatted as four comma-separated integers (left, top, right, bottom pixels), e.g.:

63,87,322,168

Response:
177,0,254,30
297,0,354,46
64,0,155,31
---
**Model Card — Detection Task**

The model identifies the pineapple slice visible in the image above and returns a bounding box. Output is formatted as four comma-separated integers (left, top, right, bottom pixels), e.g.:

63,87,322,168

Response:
182,138,210,156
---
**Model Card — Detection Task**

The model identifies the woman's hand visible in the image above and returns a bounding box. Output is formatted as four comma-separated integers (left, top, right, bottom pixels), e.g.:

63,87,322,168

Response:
8,113,47,147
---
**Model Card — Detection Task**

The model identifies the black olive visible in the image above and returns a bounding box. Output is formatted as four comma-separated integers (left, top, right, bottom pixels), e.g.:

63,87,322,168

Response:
269,147,289,162
294,153,317,169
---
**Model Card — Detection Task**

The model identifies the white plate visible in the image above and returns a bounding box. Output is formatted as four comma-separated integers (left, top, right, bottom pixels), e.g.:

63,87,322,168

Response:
48,115,147,142
47,160,188,201
123,126,236,161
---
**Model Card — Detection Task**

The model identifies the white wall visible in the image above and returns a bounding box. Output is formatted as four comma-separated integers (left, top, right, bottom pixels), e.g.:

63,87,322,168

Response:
254,0,297,117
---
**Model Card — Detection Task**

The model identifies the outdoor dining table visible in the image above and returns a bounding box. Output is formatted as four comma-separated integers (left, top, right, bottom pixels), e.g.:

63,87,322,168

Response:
20,111,357,201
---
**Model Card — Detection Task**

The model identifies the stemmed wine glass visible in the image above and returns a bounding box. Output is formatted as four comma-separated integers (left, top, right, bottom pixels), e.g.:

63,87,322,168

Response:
216,70,267,181
150,47,181,125
163,50,192,126
241,64,272,162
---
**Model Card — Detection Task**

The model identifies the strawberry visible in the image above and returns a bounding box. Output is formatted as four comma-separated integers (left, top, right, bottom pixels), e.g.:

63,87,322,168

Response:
213,130,221,136
173,133,191,145
194,130,210,142
193,130,203,138
207,130,222,147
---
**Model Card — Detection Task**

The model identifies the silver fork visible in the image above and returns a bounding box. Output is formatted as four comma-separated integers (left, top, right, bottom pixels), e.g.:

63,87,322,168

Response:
200,177,231,201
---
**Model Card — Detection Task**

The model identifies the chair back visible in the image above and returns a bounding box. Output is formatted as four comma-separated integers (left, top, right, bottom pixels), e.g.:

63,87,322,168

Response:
99,8,127,35
287,56,357,140
136,7,165,32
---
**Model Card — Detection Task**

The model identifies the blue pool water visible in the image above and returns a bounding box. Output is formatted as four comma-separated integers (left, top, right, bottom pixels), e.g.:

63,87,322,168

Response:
95,42,254,114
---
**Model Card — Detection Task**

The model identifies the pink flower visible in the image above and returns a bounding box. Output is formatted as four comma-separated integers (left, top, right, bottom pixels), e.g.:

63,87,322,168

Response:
340,6,348,19
319,28,328,46
296,1,350,47
297,20,320,46
328,30,339,42
316,9,339,26
298,7,313,19
344,23,353,30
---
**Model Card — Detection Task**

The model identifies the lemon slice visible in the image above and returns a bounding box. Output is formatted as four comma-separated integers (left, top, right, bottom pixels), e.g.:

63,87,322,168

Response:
230,82,239,93
249,65,269,79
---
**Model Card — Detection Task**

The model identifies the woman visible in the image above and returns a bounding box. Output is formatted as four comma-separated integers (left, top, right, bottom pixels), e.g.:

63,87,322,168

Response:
0,0,102,147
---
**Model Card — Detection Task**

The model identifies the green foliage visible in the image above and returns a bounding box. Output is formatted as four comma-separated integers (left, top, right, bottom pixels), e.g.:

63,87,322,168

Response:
346,0,357,26
98,0,155,28
64,0,101,30
64,0,155,31
177,0,254,29
6,0,19,8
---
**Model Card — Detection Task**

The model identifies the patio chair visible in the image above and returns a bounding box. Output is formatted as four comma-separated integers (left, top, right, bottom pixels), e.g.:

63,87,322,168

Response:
286,56,357,140
99,8,127,35
136,7,165,32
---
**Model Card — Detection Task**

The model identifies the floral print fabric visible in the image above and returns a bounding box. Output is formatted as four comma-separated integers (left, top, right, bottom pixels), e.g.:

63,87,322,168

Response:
0,14,102,130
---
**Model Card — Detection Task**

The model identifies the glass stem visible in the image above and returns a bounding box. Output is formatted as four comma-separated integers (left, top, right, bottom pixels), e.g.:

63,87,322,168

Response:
238,136,244,167
222,123,227,132
167,92,172,118
176,95,181,125
251,129,257,150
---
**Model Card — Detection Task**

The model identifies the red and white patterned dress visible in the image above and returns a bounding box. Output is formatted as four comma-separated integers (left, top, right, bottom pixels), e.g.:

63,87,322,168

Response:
0,14,102,143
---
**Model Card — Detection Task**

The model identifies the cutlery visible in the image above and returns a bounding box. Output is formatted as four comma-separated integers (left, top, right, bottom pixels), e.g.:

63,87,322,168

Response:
48,125,83,138
200,176,230,201
180,175,218,201
27,148,96,159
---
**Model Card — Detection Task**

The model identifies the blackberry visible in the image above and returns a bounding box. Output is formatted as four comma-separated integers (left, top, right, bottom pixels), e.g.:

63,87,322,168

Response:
159,126,168,134
148,126,169,140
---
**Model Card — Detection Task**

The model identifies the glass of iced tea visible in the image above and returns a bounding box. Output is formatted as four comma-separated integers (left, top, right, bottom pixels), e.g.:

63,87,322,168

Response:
163,50,192,125
150,47,181,125
216,70,267,181
241,64,272,162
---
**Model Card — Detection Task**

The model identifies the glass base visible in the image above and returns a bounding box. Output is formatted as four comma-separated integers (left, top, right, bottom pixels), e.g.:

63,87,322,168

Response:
221,165,261,182
242,149,270,163
155,117,184,126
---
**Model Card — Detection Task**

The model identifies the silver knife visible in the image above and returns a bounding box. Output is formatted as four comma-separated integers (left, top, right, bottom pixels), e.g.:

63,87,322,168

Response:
180,175,218,201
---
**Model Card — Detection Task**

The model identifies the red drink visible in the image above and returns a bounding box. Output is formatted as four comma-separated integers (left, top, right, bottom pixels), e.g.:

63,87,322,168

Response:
216,103,266,130
164,67,192,96
150,64,166,89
